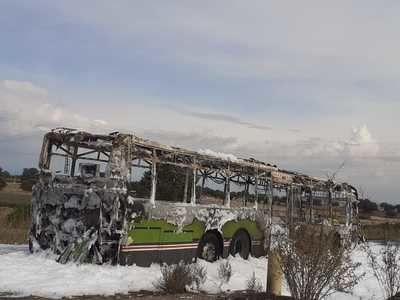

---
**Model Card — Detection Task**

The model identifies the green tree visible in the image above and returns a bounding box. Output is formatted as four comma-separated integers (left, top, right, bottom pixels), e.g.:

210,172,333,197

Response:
20,168,39,192
358,198,378,213
156,164,189,202
0,167,10,178
0,167,8,191
128,164,191,202
0,177,6,191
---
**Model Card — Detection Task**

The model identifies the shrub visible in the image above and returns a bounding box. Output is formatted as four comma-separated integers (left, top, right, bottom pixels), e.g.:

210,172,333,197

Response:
0,167,10,178
246,272,263,293
358,198,378,213
154,261,207,293
20,168,39,192
191,263,207,290
363,241,400,299
385,209,397,218
273,225,364,300
218,260,232,290
0,177,6,191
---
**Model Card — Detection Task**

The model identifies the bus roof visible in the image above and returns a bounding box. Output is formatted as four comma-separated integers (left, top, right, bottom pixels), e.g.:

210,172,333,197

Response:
39,127,357,194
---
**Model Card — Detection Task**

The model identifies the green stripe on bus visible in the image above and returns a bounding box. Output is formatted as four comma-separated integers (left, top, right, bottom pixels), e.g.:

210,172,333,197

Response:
126,218,263,245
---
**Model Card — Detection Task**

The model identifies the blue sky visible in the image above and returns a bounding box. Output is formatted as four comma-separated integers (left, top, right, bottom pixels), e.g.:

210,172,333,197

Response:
1,1,400,203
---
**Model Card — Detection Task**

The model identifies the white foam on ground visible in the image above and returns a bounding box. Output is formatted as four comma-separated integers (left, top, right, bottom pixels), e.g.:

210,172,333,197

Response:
0,243,385,299
0,245,266,299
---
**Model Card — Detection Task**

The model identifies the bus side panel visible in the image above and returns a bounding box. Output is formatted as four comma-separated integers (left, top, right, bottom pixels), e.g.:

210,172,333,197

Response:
121,218,205,266
120,221,161,266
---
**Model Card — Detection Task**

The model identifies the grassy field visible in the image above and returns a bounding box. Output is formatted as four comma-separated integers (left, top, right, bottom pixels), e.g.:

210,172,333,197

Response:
362,223,400,241
0,182,31,244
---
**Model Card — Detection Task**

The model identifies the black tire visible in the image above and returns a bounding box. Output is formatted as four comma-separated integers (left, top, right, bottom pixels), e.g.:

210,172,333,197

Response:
28,228,35,253
333,232,342,250
28,237,34,253
38,230,54,250
230,230,251,259
198,232,220,262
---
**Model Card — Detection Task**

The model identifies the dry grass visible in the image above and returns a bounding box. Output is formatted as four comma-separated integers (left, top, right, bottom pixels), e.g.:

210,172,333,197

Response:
0,182,31,207
362,223,400,241
0,182,30,244
0,206,29,244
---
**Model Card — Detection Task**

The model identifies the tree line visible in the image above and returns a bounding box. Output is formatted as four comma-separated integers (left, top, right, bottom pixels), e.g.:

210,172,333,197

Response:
0,166,39,192
358,198,400,218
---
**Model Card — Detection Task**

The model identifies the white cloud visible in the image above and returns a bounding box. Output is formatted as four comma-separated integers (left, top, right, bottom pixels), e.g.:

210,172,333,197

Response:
240,125,380,164
295,125,379,159
0,80,382,164
346,125,379,157
3,80,48,98
0,80,109,137
93,119,108,126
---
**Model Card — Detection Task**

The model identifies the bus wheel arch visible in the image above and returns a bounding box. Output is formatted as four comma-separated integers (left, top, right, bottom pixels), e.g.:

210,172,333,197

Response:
230,229,251,259
198,230,223,262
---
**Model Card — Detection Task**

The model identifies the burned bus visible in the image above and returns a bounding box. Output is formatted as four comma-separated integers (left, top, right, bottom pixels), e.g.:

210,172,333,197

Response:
29,128,359,266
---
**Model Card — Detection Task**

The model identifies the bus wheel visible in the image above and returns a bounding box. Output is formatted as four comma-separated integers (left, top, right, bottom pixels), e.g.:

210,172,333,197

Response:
230,230,250,259
28,237,34,253
199,232,220,262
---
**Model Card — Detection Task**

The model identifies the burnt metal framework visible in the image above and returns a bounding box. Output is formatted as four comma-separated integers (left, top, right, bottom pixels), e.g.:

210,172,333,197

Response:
30,128,360,265
39,128,358,226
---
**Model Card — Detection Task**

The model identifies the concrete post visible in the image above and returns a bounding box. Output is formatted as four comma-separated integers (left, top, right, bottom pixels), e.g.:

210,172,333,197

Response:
224,174,231,207
254,172,258,210
183,168,189,203
289,186,294,226
267,251,283,296
268,180,273,224
150,159,157,207
191,168,197,205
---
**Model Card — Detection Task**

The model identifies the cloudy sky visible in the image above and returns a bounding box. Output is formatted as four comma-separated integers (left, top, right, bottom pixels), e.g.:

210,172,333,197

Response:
0,1,399,203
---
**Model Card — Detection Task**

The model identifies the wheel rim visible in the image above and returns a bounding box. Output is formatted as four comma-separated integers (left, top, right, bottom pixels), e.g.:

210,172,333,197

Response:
202,242,216,261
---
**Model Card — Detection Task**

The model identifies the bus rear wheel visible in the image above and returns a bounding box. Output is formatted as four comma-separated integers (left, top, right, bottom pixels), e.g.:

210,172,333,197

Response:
198,232,220,262
230,230,250,259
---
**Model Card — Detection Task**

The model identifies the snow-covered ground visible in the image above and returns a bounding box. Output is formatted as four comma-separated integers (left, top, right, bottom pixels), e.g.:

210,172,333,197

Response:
0,243,384,299
0,244,267,298
330,245,384,300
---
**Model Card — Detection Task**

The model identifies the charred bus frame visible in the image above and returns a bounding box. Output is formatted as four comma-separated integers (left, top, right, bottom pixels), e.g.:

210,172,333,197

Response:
30,128,359,266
